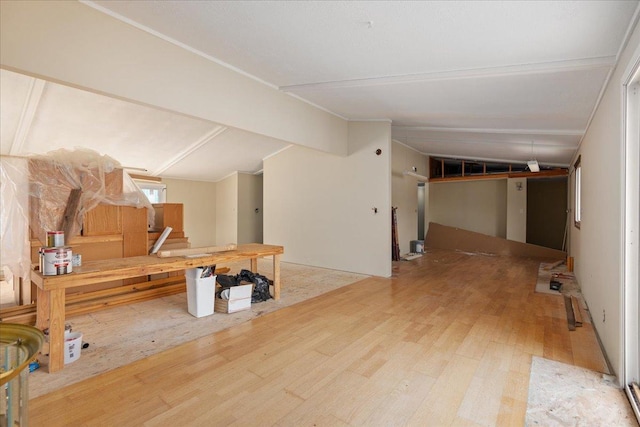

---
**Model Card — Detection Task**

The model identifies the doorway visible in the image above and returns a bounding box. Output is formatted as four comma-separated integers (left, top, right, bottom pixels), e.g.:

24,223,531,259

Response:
417,183,425,240
526,177,568,250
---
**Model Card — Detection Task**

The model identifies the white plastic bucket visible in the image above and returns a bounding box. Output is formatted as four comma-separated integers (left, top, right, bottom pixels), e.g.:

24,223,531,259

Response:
64,331,82,364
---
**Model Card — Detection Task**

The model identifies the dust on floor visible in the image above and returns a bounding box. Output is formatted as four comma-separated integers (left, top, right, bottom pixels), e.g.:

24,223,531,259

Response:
526,356,636,426
528,261,637,425
29,259,368,398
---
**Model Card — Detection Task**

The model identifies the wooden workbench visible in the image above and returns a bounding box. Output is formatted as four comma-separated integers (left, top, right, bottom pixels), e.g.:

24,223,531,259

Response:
32,243,284,373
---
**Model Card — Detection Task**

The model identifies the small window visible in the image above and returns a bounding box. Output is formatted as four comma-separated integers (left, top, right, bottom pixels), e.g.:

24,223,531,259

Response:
135,181,166,204
574,156,581,228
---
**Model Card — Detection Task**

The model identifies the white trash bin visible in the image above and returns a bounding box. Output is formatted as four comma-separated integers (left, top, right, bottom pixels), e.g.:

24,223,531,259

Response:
185,268,216,318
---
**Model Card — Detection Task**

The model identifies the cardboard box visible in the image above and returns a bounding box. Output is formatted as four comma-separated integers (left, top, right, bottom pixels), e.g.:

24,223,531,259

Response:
214,283,253,313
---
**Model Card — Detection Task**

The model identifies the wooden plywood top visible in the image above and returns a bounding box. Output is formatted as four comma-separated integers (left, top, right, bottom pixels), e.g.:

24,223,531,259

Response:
32,243,283,291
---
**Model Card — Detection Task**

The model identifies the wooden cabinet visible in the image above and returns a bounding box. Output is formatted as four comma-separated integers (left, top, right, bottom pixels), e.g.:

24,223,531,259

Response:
153,203,183,232
122,206,148,257
83,205,122,236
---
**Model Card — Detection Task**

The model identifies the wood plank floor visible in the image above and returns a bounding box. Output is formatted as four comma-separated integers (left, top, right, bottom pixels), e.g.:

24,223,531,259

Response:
29,249,608,426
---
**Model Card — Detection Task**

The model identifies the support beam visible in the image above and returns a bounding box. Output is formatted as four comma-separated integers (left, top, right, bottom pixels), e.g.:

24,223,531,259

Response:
0,1,348,155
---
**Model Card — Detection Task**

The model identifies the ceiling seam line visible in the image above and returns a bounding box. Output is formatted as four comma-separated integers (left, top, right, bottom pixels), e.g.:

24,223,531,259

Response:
280,57,616,91
151,126,228,176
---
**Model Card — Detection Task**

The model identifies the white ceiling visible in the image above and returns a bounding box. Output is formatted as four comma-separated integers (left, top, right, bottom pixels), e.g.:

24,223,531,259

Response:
2,1,639,179
0,69,289,181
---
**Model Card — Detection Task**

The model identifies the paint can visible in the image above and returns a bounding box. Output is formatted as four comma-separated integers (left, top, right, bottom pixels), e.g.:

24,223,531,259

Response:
41,246,73,275
46,231,65,247
72,253,82,267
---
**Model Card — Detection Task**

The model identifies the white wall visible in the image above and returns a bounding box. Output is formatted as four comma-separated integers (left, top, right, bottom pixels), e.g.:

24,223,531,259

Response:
264,121,391,277
163,178,216,247
429,179,507,238
216,174,238,245
506,177,527,242
391,141,429,254
165,173,262,246
0,1,348,155
237,173,263,244
569,20,640,381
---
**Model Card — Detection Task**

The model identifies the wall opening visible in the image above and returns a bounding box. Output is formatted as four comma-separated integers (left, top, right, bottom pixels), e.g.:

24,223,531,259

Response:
526,176,568,250
417,183,425,240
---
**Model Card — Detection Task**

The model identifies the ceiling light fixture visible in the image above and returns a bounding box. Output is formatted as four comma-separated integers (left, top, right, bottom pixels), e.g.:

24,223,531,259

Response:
404,170,430,181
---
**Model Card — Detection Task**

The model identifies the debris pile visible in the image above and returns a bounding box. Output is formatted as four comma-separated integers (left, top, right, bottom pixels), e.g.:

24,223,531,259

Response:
216,269,273,303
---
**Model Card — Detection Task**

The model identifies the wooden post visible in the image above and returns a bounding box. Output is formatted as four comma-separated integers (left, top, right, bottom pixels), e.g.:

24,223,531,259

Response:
273,254,281,300
37,288,66,373
35,286,49,331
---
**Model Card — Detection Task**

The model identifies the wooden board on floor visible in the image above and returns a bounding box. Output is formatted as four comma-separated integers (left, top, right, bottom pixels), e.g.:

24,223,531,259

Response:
571,296,583,327
564,295,577,331
425,222,567,260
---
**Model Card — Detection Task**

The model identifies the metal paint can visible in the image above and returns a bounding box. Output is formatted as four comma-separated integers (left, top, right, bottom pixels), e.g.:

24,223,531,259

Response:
72,253,82,267
41,246,73,275
46,231,65,247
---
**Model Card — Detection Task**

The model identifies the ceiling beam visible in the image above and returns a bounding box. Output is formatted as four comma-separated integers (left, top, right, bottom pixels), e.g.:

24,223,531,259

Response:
1,1,349,156
392,125,584,137
280,57,616,92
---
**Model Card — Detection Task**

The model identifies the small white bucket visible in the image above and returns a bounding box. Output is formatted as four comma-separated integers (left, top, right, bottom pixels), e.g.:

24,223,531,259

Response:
64,331,83,364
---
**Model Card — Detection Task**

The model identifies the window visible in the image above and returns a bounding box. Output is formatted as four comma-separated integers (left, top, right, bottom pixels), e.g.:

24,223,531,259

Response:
135,181,166,204
574,155,581,228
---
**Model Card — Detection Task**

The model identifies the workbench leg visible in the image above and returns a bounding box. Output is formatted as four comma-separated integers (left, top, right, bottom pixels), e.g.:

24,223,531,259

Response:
250,257,258,273
35,287,50,331
273,254,281,300
47,289,66,373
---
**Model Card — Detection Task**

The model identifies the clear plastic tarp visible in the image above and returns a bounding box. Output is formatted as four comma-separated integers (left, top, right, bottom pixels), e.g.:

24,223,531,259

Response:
0,148,154,297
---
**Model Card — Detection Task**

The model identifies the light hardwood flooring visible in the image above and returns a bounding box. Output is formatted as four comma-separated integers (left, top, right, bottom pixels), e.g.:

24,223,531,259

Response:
28,259,368,398
30,249,611,426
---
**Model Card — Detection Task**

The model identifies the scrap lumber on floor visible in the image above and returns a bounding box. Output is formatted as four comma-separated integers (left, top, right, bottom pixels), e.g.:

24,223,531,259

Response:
571,295,584,327
564,294,577,331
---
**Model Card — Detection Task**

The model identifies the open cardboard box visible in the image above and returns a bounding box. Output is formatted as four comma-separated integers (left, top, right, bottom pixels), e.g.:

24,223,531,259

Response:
214,282,253,313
